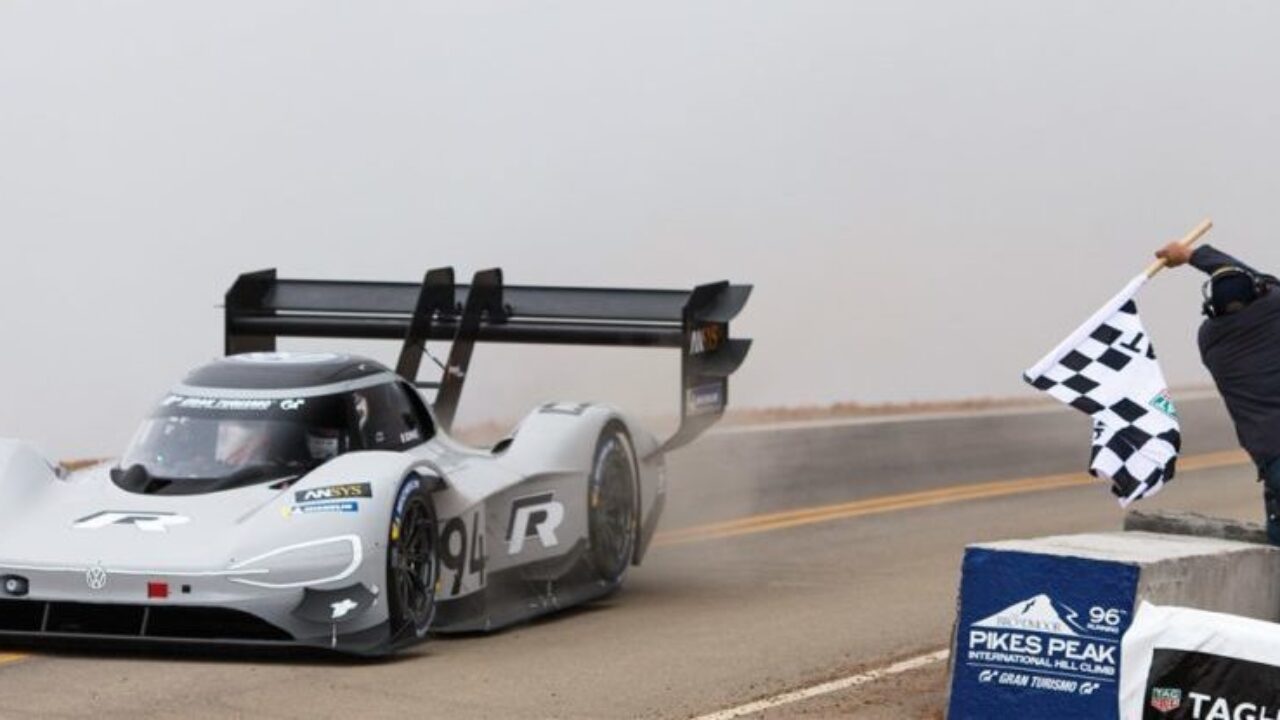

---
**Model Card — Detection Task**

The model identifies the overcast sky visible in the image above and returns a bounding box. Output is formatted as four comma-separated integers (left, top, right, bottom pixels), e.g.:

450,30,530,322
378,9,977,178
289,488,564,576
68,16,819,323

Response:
3,1,1280,457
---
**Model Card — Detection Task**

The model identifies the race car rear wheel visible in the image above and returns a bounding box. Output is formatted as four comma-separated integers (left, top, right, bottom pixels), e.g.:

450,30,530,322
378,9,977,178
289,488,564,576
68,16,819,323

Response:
388,475,439,642
587,422,638,584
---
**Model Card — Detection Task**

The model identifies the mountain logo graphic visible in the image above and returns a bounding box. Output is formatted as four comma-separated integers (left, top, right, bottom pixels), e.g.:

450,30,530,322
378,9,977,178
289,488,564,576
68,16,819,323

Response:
972,594,1084,636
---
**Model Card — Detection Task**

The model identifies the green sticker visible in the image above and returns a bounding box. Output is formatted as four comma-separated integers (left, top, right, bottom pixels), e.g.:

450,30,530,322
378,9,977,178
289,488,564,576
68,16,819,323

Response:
1150,390,1179,419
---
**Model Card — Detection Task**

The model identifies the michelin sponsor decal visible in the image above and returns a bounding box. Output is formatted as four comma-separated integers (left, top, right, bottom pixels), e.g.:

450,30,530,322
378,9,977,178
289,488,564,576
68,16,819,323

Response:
284,501,359,517
949,549,1139,720
1122,603,1280,720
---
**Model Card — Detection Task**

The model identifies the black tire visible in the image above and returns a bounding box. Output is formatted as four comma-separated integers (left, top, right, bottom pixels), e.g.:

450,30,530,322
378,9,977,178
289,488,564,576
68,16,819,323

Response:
586,422,639,584
387,475,439,642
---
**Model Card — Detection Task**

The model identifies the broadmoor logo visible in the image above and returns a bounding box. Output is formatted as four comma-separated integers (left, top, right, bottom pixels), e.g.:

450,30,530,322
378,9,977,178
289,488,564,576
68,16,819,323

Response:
972,594,1082,636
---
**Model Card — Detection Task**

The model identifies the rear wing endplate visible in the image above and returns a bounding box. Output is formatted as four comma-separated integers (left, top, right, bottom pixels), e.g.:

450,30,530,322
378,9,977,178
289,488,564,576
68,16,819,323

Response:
225,268,751,453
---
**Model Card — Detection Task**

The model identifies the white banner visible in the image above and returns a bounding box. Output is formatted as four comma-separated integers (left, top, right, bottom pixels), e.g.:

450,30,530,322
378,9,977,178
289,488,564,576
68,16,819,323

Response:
1120,602,1280,719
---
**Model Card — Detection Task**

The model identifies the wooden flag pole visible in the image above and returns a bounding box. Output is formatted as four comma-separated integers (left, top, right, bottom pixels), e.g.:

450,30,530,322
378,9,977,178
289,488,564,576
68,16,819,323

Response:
1144,218,1214,279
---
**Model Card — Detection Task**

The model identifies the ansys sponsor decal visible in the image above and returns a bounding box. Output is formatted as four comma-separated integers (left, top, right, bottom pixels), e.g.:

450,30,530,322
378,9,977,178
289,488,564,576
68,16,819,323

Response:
284,483,371,518
295,483,372,504
964,593,1121,697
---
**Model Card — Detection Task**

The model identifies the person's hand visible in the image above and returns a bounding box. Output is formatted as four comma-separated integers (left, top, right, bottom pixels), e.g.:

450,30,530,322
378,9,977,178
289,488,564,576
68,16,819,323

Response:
1156,242,1194,268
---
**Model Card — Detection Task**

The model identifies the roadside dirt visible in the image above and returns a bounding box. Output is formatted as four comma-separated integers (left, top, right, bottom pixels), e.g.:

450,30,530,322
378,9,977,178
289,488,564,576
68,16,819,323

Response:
767,661,949,719
722,654,950,720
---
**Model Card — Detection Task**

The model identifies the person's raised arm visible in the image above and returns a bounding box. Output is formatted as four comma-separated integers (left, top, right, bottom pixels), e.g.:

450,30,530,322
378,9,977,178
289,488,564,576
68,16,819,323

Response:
1157,243,1262,277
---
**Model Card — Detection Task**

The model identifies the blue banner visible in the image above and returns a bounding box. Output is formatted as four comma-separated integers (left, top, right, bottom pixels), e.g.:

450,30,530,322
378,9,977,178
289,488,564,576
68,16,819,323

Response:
948,548,1140,720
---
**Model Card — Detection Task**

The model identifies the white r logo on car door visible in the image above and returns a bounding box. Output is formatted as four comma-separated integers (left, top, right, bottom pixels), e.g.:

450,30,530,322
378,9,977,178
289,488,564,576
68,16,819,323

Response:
505,494,564,554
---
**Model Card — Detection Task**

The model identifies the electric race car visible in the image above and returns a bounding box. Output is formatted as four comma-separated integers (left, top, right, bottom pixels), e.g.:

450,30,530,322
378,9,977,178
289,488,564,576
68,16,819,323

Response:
0,268,750,655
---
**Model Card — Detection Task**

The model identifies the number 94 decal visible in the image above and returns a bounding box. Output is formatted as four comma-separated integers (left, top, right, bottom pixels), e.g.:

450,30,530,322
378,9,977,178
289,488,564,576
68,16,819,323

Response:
438,510,486,599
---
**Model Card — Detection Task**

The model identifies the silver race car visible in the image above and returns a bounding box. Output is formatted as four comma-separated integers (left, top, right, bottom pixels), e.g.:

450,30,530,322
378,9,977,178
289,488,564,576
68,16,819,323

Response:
0,268,751,655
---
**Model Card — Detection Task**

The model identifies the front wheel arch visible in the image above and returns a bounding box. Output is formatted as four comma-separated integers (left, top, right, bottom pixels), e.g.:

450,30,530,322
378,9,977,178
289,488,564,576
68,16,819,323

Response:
385,473,440,644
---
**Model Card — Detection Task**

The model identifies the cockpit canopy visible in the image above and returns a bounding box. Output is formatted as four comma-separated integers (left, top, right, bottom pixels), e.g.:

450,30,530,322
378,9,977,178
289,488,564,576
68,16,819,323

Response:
114,354,434,495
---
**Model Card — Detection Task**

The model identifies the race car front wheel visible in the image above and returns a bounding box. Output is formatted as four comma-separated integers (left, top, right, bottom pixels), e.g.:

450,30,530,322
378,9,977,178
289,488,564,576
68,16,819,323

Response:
388,475,439,642
587,422,638,585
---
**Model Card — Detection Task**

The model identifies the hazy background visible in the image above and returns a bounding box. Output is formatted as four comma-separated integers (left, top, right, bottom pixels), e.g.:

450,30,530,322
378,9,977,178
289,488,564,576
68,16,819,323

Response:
3,1,1279,458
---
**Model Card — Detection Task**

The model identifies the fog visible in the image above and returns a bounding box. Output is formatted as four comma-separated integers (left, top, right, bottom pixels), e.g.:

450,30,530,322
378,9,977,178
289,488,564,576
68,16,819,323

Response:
3,1,1279,457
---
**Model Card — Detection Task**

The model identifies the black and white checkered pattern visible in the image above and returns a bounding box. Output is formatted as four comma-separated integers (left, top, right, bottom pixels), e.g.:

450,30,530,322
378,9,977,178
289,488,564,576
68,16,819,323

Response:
1025,289,1181,506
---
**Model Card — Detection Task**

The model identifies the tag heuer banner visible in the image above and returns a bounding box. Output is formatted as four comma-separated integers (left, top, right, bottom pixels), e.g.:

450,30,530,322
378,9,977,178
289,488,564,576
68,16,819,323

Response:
1121,603,1280,720
1024,273,1182,506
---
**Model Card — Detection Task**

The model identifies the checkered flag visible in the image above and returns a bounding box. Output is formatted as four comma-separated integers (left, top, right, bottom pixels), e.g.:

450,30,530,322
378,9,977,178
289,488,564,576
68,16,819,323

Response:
1024,274,1182,506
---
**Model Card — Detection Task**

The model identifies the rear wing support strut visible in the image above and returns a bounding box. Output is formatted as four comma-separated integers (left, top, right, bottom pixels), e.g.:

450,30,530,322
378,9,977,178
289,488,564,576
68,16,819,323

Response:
432,269,504,431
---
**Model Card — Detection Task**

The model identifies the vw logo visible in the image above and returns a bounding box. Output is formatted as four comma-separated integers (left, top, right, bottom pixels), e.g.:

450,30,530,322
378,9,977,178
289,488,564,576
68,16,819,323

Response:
85,566,108,591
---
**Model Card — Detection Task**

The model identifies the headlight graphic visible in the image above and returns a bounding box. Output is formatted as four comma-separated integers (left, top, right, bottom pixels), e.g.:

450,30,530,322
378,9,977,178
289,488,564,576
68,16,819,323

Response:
227,535,363,590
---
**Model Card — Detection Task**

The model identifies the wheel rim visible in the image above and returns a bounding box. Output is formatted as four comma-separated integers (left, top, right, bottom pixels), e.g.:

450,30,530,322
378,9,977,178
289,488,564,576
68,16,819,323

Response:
590,434,636,580
390,494,436,632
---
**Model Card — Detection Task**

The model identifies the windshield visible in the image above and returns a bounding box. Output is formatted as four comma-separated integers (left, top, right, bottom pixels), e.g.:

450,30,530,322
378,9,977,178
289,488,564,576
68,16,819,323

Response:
116,393,355,494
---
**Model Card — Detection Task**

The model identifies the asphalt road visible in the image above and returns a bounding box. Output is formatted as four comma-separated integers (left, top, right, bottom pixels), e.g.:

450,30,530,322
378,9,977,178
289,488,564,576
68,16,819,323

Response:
0,395,1260,720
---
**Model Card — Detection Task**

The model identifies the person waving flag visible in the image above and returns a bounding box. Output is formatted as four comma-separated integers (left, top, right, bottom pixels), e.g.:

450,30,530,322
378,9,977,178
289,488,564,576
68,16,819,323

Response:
1024,220,1212,506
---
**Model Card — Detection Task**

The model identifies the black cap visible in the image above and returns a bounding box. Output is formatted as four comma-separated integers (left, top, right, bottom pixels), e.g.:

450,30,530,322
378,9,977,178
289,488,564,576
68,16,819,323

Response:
1210,269,1261,317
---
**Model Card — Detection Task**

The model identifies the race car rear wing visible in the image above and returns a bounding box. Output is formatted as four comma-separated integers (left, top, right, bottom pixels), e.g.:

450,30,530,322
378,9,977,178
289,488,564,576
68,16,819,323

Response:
224,268,752,453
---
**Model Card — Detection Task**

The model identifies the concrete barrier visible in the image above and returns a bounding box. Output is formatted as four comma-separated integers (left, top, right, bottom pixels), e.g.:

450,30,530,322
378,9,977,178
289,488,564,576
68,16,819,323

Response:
947,529,1280,719
1125,508,1269,545
979,531,1280,621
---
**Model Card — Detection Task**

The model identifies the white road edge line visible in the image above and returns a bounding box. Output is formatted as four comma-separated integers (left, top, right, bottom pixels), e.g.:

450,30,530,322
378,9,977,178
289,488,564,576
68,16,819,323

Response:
688,649,951,720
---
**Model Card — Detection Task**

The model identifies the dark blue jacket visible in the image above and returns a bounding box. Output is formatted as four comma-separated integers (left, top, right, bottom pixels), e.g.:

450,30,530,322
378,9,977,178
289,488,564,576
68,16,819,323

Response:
1193,245,1280,462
